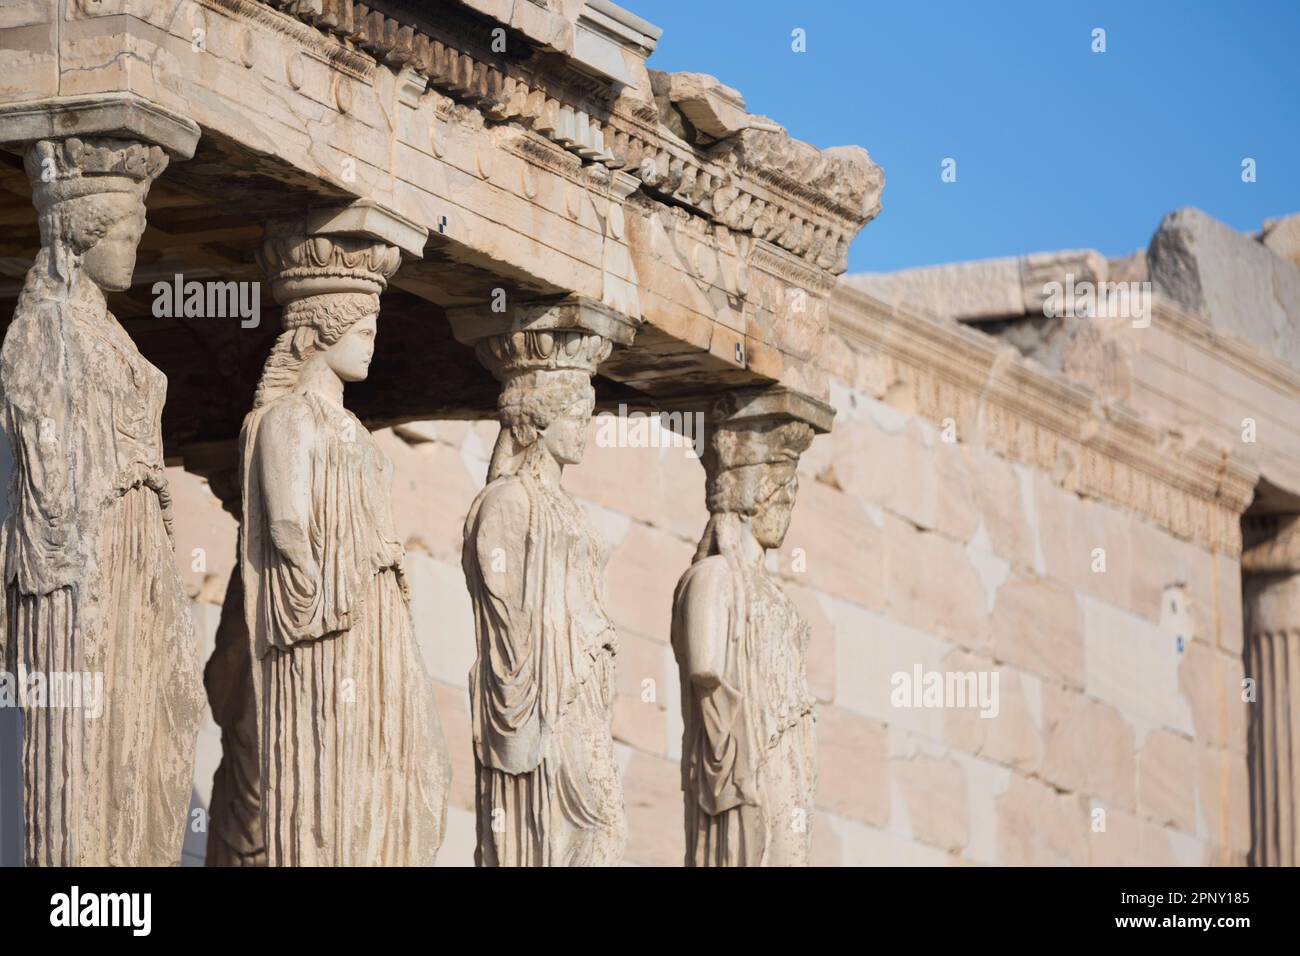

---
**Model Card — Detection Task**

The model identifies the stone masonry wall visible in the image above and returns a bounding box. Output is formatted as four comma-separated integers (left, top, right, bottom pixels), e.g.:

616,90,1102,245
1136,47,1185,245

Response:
169,350,1251,866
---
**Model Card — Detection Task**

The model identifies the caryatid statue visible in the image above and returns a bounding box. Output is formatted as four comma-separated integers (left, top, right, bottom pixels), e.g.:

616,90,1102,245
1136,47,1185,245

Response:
200,467,264,867
0,137,205,865
240,230,450,865
671,392,829,866
461,320,628,866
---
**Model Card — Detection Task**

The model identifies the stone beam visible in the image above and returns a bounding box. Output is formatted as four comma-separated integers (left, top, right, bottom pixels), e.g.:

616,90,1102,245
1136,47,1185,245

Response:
304,198,428,259
445,293,640,348
709,385,835,434
0,0,881,410
0,91,200,159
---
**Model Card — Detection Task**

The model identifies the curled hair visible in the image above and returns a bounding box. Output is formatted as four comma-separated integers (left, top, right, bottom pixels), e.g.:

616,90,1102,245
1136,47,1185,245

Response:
16,193,144,297
498,382,593,448
693,464,798,563
487,371,594,481
39,195,133,257
252,293,377,408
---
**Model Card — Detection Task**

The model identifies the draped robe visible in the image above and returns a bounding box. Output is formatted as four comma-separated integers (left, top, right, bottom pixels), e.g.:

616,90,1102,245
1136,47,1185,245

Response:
671,555,816,866
1,269,204,866
463,470,626,866
241,389,448,865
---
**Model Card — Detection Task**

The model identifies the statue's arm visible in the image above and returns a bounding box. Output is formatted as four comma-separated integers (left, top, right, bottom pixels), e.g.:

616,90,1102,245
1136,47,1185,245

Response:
471,481,530,628
674,558,732,690
255,401,317,575
467,480,544,771
0,301,87,590
4,304,77,532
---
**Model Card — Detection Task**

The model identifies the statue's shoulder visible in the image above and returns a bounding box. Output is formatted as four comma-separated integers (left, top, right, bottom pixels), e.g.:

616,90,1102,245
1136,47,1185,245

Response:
1,297,68,399
475,474,531,515
254,393,319,445
676,553,733,598
259,392,314,423
465,474,531,541
2,295,58,351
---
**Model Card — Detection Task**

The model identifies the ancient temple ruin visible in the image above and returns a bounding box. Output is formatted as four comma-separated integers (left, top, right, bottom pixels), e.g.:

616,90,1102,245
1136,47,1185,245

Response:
0,0,1295,866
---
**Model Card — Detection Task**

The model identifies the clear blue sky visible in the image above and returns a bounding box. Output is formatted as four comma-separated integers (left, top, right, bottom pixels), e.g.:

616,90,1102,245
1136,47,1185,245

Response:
639,0,1300,273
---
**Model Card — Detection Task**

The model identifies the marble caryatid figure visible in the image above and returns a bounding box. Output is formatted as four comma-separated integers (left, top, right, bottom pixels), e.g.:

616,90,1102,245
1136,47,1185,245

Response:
671,413,816,866
241,232,449,865
202,469,264,867
463,329,627,866
0,137,205,866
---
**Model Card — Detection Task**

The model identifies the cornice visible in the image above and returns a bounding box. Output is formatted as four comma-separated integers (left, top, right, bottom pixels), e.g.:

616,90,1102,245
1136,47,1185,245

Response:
239,0,873,274
1148,294,1300,399
831,283,1259,555
198,0,376,80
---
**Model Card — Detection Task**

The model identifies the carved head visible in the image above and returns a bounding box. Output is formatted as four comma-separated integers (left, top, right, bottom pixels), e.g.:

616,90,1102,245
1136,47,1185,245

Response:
252,231,401,407
544,393,597,466
497,369,596,467
25,137,168,291
78,199,148,292
479,329,610,480
253,292,380,407
704,419,813,551
284,293,380,379
323,312,378,382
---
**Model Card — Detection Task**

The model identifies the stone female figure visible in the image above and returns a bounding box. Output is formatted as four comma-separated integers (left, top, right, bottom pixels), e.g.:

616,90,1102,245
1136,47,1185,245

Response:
0,137,205,866
463,331,626,866
240,288,449,865
671,418,816,866
203,468,263,867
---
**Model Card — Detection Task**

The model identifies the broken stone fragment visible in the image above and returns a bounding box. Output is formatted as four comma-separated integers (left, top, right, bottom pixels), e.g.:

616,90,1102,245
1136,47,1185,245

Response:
712,129,883,223
1148,206,1300,368
1019,249,1108,316
666,71,750,140
1261,212,1300,267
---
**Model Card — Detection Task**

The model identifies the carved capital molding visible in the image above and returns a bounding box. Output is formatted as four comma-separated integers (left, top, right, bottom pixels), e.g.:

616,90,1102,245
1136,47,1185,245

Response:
25,136,169,216
475,329,613,385
1244,515,1300,575
0,93,200,160
711,385,835,434
257,225,402,309
303,199,428,259
198,0,376,81
231,0,875,275
446,294,640,356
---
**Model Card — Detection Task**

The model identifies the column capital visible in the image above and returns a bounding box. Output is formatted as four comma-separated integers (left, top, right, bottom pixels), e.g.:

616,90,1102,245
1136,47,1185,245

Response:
445,295,641,351
257,225,402,314
0,92,199,159
1244,515,1300,575
303,200,428,260
709,385,835,434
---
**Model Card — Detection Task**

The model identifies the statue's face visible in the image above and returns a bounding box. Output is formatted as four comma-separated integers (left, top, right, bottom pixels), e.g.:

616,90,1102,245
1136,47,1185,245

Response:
80,202,145,292
751,475,797,550
543,397,594,466
324,313,378,383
